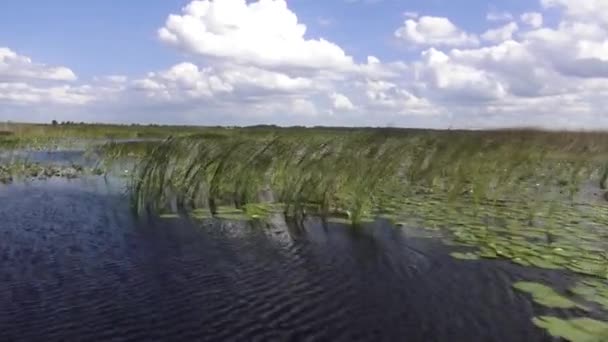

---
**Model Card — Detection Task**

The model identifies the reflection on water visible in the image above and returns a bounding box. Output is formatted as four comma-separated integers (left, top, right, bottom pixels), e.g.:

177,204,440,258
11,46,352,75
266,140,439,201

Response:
0,178,572,341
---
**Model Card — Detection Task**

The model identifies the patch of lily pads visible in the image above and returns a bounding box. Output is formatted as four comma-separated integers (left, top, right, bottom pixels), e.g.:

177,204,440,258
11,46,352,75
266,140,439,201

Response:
511,281,608,339
0,162,104,184
450,252,480,261
533,316,608,342
380,192,608,279
570,280,608,310
513,281,584,309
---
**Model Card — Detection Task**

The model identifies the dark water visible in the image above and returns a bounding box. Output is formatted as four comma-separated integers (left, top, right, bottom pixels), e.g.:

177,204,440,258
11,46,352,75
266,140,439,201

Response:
0,178,571,341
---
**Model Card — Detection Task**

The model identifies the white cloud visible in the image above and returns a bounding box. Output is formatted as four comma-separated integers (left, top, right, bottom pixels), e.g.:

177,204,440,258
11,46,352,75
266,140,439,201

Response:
133,62,322,102
522,21,608,78
482,22,519,43
330,92,355,111
0,48,102,109
413,48,508,102
486,11,514,22
6,0,608,130
0,83,94,105
520,12,544,28
541,0,608,26
158,0,355,71
0,47,77,82
403,11,419,19
102,75,128,83
394,16,479,47
363,79,437,115
133,62,233,100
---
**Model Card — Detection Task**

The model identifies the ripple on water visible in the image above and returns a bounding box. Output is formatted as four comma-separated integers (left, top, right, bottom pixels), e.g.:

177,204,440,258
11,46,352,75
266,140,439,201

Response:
0,177,563,341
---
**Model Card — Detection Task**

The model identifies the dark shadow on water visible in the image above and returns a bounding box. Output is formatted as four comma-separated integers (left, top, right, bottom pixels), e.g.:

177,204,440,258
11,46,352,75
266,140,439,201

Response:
0,178,573,341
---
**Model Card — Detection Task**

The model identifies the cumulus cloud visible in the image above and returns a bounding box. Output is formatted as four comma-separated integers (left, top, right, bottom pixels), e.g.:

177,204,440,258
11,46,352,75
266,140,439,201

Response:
102,0,608,128
413,48,508,102
6,0,608,130
481,22,519,43
522,21,608,78
0,47,77,82
133,62,323,102
0,83,94,105
520,12,543,28
102,75,128,83
0,48,103,109
541,0,608,26
158,0,355,71
363,79,437,115
330,92,355,111
486,11,514,22
394,16,479,47
133,62,233,100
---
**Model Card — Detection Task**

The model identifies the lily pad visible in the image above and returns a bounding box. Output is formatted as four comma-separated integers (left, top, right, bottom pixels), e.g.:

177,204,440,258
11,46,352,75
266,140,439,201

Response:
450,252,480,260
513,282,582,309
533,316,608,342
159,213,180,219
571,281,608,310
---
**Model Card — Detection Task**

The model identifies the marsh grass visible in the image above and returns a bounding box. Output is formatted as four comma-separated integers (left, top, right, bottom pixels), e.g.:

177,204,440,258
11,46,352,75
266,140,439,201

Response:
0,122,214,151
127,128,608,220
118,127,608,283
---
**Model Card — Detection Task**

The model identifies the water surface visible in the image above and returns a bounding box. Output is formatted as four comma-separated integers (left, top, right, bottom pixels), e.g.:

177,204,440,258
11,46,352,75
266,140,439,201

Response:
0,177,572,341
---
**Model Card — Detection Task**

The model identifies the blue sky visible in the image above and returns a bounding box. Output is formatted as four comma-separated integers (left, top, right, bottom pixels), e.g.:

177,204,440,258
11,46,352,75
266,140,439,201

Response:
0,0,186,77
0,0,607,128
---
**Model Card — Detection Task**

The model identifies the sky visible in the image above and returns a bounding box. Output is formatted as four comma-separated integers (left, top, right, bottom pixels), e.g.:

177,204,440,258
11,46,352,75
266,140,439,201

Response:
0,0,607,129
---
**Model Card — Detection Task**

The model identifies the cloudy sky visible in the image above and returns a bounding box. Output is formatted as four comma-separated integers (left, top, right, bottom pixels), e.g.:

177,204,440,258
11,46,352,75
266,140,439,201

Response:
1,0,608,129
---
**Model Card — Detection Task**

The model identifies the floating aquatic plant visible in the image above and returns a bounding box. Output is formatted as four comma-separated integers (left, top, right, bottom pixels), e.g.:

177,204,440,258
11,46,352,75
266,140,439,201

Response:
450,252,480,261
571,280,608,310
533,316,608,342
513,282,585,309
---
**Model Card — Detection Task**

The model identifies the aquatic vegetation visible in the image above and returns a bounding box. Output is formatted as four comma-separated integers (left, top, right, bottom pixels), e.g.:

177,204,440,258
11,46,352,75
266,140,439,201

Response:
371,184,608,278
571,280,608,310
0,122,205,142
120,127,608,277
513,282,582,309
450,252,480,260
533,316,608,341
0,162,101,184
159,213,180,219
0,122,219,152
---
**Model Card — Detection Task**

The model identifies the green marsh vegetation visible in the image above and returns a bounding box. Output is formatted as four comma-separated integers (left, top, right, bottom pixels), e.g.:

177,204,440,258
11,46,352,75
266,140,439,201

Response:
123,127,608,339
0,121,208,150
0,122,211,182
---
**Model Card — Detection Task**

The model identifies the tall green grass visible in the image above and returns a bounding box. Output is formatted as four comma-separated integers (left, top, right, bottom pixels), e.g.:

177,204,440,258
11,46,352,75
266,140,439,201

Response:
127,128,608,223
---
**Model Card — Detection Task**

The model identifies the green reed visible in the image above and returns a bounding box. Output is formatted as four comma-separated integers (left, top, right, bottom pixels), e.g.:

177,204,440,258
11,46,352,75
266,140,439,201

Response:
125,128,608,226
